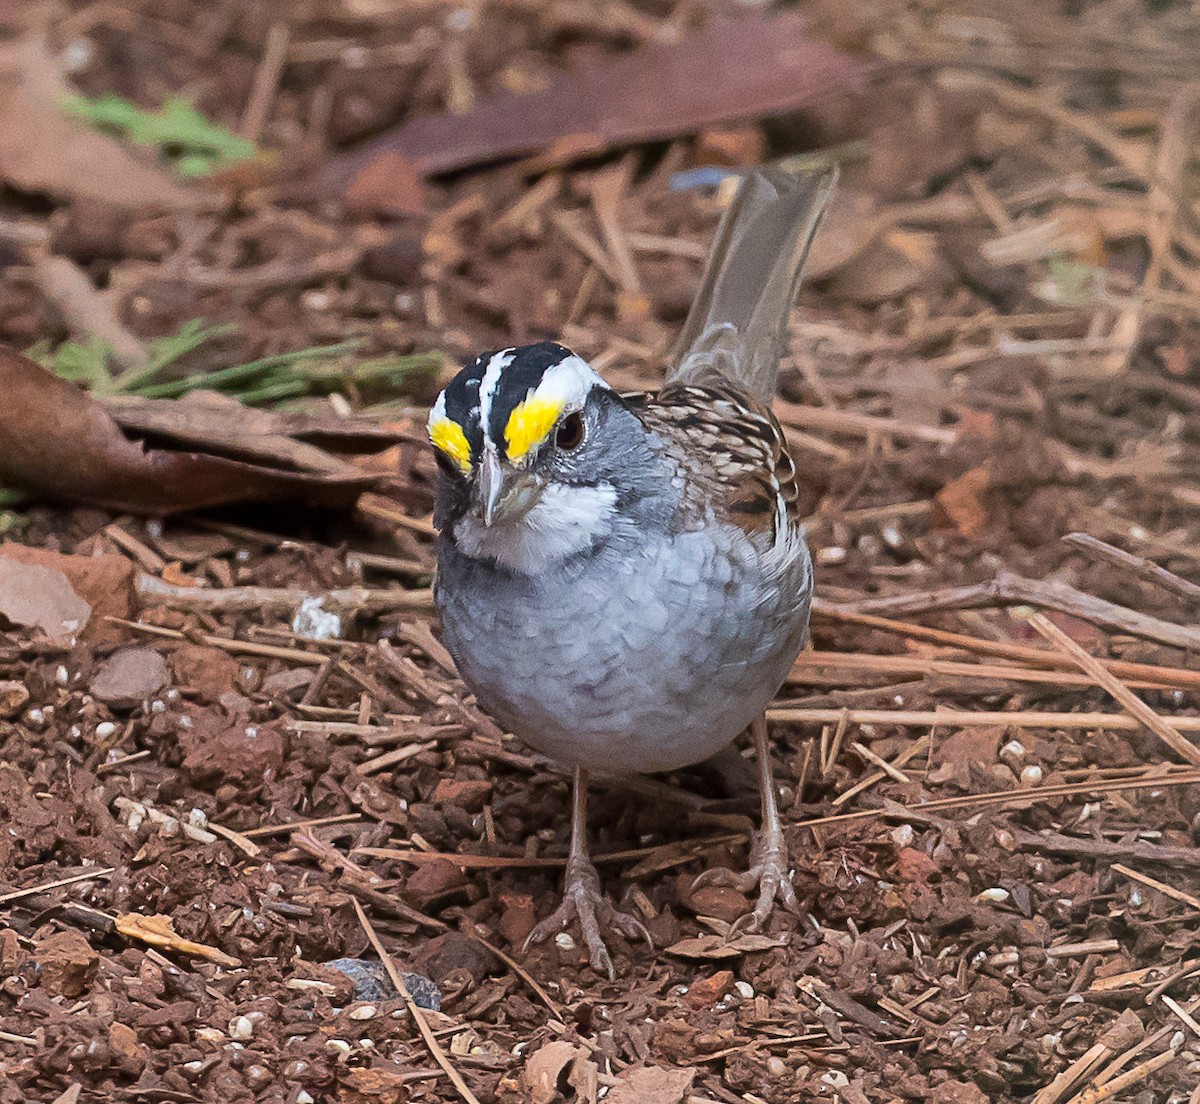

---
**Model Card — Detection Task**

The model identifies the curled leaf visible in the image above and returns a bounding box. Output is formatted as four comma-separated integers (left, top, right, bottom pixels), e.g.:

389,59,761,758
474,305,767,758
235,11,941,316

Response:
114,912,240,967
0,349,403,514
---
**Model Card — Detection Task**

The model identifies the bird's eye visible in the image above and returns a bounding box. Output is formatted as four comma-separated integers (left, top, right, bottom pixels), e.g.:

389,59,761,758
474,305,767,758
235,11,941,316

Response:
555,412,585,451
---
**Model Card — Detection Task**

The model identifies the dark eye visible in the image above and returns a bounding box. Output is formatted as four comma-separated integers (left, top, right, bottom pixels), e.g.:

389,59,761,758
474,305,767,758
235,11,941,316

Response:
555,412,585,451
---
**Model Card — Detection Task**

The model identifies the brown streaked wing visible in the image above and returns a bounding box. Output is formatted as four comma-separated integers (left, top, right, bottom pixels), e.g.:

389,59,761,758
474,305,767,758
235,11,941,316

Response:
633,383,800,540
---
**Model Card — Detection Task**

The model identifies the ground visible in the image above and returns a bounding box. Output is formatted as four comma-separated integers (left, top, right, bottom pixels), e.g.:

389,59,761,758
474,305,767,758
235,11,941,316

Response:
2,1,1200,1102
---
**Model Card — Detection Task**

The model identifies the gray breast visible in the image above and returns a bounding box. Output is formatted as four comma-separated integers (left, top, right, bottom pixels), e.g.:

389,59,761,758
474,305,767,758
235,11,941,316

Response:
435,525,811,775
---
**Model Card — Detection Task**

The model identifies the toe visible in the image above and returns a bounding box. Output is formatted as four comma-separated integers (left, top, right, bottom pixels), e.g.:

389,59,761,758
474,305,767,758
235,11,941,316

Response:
692,866,755,894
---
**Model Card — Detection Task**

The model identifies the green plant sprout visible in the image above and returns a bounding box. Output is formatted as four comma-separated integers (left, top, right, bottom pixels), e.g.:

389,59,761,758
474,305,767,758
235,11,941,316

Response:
30,321,443,406
61,93,258,177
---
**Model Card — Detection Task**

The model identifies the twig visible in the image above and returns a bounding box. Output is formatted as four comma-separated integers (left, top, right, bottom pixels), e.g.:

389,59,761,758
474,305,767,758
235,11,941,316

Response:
241,813,362,838
989,938,1119,969
206,821,261,858
356,832,747,871
851,741,911,783
0,1028,37,1045
1066,1047,1178,1104
791,650,1184,692
136,573,433,613
109,618,328,665
793,769,1200,832
1025,612,1200,766
831,735,931,808
768,706,1200,734
1033,1044,1116,1104
1161,994,1200,1040
1112,863,1200,912
812,600,1200,689
1014,829,1200,869
240,21,291,143
0,867,115,905
351,899,482,1104
773,397,957,445
465,927,562,1018
1063,532,1200,606
356,495,437,537
832,571,1200,651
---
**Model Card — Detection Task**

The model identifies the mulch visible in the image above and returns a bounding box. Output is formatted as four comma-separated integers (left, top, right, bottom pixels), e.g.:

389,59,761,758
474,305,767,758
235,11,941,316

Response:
2,1,1200,1102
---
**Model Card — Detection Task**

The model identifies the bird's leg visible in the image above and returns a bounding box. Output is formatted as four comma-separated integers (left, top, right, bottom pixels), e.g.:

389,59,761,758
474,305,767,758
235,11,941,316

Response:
693,715,800,932
522,767,652,978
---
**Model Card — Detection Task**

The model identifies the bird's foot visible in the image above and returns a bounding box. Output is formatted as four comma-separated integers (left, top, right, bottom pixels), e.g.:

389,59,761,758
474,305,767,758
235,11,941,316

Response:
523,855,652,978
692,819,800,936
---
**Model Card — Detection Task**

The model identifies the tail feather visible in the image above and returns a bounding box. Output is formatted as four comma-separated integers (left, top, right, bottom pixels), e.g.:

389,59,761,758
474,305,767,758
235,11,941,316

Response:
669,166,837,404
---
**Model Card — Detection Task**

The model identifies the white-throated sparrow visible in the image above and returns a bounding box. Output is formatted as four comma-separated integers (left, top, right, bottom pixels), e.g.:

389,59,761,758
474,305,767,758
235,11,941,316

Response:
427,167,836,976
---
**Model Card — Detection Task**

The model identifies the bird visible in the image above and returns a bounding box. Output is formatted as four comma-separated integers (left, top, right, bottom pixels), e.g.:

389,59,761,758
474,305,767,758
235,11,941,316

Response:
426,166,836,976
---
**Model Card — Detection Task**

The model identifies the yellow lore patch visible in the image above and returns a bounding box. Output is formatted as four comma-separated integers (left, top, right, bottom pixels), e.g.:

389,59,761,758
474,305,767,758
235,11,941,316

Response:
504,396,563,461
428,416,473,473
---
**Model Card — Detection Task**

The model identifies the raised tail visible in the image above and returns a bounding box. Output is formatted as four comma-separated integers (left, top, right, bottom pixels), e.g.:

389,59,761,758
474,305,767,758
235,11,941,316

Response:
669,166,836,404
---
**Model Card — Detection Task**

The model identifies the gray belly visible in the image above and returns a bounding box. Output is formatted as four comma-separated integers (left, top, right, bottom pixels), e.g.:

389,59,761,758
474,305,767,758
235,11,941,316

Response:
436,529,811,774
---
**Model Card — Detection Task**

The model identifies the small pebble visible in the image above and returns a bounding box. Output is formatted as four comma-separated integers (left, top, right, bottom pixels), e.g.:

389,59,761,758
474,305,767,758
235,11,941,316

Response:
891,824,914,848
95,721,118,740
348,1005,377,1020
297,1093,315,1104
978,888,1010,903
1021,765,1044,785
325,958,441,1010
554,932,576,951
733,981,755,1000
325,1038,352,1060
767,1056,787,1077
228,1015,254,1040
1000,740,1026,761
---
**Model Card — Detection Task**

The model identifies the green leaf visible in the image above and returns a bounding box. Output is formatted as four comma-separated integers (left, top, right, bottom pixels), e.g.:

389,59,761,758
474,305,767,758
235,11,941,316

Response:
61,93,257,178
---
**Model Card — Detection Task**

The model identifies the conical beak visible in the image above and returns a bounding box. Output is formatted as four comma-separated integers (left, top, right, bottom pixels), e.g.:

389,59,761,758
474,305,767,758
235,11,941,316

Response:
477,448,506,527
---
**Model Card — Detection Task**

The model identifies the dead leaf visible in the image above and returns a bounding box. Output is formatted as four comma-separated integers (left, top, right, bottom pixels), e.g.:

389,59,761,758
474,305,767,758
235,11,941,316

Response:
935,463,994,538
928,727,1003,788
803,187,882,281
0,349,403,513
113,912,240,967
607,1066,697,1104
0,35,198,210
826,228,943,304
338,1067,408,1104
292,13,866,213
0,543,135,645
0,554,91,642
664,933,785,960
524,1040,591,1104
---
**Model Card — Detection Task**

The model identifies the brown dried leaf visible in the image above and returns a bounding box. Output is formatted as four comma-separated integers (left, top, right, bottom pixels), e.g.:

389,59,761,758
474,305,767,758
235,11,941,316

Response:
113,912,240,967
0,543,135,645
663,933,785,959
935,463,994,538
0,553,92,642
294,13,866,213
0,35,198,210
928,727,1003,788
607,1067,697,1104
0,349,401,514
524,1040,587,1104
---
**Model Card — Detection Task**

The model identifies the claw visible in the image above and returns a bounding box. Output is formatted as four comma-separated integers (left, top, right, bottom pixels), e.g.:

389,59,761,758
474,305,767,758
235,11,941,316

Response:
692,819,800,934
523,856,652,978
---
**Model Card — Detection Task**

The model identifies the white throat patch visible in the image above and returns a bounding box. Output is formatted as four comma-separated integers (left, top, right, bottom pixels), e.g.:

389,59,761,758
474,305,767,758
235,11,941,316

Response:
455,482,619,574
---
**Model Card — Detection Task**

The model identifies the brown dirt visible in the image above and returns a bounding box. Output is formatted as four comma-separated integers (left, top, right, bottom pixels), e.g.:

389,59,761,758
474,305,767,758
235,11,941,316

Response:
3,2,1200,1103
